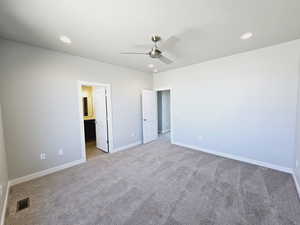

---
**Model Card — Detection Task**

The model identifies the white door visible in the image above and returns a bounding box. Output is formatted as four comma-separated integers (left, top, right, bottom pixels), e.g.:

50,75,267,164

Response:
142,90,158,143
94,87,109,152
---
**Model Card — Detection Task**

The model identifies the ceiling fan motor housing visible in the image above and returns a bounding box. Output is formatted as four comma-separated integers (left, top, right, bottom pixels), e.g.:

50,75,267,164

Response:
151,35,161,43
149,47,162,58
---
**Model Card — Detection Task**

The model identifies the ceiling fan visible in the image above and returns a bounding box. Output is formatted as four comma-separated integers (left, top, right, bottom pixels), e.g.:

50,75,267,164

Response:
120,35,176,64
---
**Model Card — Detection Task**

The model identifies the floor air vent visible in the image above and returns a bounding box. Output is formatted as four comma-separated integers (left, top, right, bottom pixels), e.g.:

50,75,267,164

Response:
17,198,30,212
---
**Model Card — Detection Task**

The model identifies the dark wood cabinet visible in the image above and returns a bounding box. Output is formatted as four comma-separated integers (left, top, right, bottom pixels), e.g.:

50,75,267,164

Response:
84,119,96,142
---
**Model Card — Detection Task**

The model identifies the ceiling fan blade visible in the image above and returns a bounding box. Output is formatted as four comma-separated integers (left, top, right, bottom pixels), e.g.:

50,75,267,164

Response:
159,55,173,64
159,36,180,51
177,28,204,41
120,52,148,55
133,44,153,49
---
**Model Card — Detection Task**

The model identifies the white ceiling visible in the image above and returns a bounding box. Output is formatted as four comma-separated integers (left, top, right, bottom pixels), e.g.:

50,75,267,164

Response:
0,0,300,73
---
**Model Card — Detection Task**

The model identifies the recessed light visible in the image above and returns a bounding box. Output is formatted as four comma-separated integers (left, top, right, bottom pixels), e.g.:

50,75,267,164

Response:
59,35,72,44
153,69,158,73
148,64,154,68
240,32,253,40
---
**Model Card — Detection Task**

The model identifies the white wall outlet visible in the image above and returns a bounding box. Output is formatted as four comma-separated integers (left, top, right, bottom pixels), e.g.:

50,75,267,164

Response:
131,133,136,137
296,160,299,168
197,136,203,142
58,148,64,156
40,153,46,160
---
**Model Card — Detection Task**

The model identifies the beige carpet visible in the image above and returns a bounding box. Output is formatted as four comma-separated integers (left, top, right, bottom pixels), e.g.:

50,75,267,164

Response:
85,141,105,160
5,138,300,225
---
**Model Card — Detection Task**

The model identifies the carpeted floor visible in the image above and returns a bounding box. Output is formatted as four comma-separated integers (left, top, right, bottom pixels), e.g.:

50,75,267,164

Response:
85,141,105,160
5,138,300,225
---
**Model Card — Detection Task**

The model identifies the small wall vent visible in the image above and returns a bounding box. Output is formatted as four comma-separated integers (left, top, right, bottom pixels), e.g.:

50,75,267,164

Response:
17,198,30,212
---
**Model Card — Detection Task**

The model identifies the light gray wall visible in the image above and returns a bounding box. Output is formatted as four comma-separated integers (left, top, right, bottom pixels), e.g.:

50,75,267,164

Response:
295,50,300,185
0,105,8,221
154,39,300,169
157,90,170,133
161,90,170,132
0,39,152,179
157,92,163,132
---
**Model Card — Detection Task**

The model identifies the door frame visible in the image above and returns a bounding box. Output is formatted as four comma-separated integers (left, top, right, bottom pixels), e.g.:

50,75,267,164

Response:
78,80,114,161
142,90,158,144
155,87,173,143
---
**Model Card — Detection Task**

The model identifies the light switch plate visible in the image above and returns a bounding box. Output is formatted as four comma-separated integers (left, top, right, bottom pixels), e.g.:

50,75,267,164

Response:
58,149,64,156
40,153,46,160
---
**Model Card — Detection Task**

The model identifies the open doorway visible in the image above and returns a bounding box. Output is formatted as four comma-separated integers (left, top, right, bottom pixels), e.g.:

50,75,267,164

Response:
78,81,113,161
142,88,172,144
157,89,171,141
82,85,98,159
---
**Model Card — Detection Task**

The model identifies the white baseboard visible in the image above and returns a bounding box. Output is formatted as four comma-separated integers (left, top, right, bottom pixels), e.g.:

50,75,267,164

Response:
173,142,293,174
9,159,85,186
113,141,142,153
160,129,170,134
0,182,10,225
292,172,300,199
8,141,142,187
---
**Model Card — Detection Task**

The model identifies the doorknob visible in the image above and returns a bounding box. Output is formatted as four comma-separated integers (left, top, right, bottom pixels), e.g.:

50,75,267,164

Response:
143,118,147,121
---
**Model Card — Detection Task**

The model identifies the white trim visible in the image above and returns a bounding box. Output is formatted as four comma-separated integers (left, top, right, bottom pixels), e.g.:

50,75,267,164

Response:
113,141,142,153
9,159,85,186
78,80,114,159
155,88,173,143
0,182,10,225
78,81,87,161
292,172,300,199
1,159,85,223
173,142,293,174
160,129,170,134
